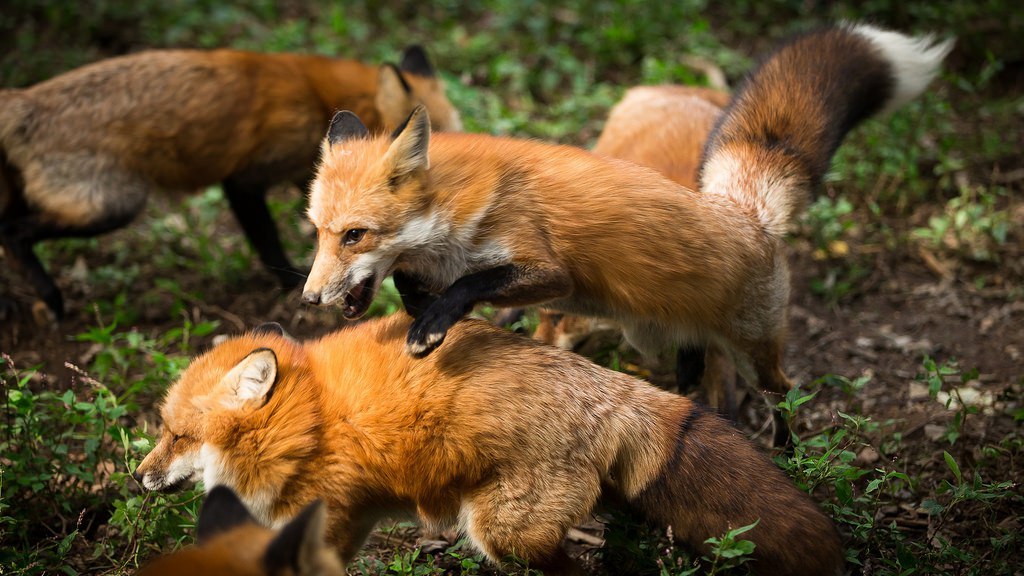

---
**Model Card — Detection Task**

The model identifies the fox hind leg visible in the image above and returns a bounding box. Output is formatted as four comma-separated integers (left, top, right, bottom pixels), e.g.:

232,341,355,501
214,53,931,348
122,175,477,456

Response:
462,476,593,576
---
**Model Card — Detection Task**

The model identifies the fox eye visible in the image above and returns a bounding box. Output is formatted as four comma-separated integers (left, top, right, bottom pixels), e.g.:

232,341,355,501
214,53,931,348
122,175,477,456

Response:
343,229,367,245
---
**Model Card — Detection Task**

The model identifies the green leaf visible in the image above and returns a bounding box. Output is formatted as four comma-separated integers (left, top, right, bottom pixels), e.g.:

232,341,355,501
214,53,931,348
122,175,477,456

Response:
58,529,79,556
943,451,962,484
921,499,944,515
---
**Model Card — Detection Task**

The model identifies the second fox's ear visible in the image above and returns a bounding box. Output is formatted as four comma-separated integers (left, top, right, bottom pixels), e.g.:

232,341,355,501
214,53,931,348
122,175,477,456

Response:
218,348,278,410
263,500,332,576
399,45,434,77
327,111,369,146
196,486,257,546
252,321,297,342
385,106,430,178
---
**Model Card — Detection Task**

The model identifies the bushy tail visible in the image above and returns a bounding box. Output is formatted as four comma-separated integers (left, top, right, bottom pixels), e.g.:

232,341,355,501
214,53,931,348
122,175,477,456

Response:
627,403,844,576
700,23,953,236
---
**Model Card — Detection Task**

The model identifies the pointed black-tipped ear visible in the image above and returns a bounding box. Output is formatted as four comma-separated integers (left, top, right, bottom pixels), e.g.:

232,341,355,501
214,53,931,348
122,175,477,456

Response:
327,111,369,146
197,486,257,546
385,106,430,176
262,500,328,575
380,62,412,94
399,45,434,78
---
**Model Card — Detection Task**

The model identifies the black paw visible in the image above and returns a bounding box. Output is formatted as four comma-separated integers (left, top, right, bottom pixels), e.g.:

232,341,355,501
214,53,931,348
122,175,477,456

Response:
405,304,462,358
393,271,437,318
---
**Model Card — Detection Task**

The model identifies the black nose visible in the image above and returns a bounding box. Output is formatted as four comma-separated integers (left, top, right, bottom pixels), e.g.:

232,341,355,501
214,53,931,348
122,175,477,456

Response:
302,291,322,305
132,470,143,484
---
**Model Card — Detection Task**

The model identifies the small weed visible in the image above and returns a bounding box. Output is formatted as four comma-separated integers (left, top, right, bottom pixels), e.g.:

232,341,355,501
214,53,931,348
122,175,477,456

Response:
911,185,1011,262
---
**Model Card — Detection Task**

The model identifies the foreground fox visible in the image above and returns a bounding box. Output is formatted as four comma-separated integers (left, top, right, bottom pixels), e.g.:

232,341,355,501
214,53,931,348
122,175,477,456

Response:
135,317,842,575
139,485,343,575
301,25,951,420
0,45,461,319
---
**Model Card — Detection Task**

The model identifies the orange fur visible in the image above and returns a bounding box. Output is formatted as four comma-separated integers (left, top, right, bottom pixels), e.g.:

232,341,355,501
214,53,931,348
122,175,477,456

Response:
303,25,949,412
136,316,842,575
533,84,730,395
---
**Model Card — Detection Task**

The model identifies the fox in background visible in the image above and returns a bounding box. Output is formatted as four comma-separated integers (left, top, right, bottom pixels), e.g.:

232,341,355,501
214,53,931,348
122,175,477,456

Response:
301,24,952,445
532,84,742,416
135,317,843,576
138,485,344,576
0,45,461,321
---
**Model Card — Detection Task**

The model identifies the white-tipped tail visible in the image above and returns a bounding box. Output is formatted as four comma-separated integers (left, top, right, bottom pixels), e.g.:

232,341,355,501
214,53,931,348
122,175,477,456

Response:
851,24,955,115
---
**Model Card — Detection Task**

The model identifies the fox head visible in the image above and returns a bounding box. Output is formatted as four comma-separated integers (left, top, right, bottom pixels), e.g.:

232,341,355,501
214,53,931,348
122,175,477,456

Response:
302,105,436,318
138,486,343,576
376,45,462,133
134,323,319,524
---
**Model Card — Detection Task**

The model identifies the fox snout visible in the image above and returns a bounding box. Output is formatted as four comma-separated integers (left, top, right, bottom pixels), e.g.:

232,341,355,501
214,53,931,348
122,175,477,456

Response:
301,290,323,305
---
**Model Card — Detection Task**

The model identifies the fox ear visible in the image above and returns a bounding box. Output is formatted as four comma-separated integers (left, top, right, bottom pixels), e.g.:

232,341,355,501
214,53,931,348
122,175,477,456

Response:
399,45,434,78
385,106,430,178
252,321,296,342
263,500,330,576
378,62,412,96
219,348,278,409
327,111,369,146
196,485,257,546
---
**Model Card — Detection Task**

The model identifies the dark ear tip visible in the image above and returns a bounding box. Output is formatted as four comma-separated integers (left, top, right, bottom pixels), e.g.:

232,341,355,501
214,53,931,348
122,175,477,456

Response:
262,499,327,573
253,322,285,338
330,110,360,124
327,110,370,145
399,44,435,77
196,486,257,546
402,44,427,57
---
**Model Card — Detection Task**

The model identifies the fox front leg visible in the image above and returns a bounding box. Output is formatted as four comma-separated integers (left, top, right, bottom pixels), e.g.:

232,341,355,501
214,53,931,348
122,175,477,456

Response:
392,270,438,318
405,263,571,358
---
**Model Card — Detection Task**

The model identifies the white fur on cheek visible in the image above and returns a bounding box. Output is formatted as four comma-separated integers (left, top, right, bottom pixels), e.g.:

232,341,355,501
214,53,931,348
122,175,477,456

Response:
199,444,279,527
200,443,227,492
143,449,200,491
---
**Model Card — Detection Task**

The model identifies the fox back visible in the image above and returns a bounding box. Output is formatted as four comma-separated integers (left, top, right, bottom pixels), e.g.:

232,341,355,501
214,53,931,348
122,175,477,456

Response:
535,84,730,352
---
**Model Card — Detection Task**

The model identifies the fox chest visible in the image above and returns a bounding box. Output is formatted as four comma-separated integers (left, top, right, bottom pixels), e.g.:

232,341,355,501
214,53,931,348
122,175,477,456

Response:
403,239,513,293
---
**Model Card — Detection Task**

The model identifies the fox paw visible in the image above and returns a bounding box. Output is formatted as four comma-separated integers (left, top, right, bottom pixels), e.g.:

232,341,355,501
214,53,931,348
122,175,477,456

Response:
405,306,460,358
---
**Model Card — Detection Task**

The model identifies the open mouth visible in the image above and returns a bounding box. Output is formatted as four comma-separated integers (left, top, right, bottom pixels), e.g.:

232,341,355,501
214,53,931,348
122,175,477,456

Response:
342,274,377,319
158,476,192,494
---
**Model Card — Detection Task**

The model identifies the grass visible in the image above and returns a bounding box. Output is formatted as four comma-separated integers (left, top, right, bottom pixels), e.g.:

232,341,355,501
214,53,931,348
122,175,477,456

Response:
1,0,1022,574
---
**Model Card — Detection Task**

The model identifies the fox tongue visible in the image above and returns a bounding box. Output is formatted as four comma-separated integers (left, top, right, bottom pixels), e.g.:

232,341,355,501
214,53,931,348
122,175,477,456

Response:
343,284,363,316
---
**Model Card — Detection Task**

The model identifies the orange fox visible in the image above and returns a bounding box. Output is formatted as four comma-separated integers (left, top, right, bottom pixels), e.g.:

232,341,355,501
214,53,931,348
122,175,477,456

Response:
138,485,343,576
0,45,461,319
533,84,733,409
301,25,951,434
135,317,842,576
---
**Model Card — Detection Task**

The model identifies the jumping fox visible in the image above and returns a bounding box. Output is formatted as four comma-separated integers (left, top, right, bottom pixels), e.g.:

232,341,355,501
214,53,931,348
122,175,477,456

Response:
135,317,843,576
0,45,461,319
533,84,732,405
301,25,951,412
138,485,343,576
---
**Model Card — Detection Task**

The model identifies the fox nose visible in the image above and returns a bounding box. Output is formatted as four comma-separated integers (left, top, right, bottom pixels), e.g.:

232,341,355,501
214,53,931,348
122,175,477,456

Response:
132,470,143,484
302,290,322,305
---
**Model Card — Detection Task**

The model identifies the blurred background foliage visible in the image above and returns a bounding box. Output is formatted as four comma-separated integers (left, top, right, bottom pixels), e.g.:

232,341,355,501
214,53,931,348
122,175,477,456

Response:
2,0,1021,143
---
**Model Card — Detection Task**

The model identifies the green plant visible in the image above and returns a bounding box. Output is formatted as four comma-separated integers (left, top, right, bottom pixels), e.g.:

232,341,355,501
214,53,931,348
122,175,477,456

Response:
911,185,1011,262
0,355,199,574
